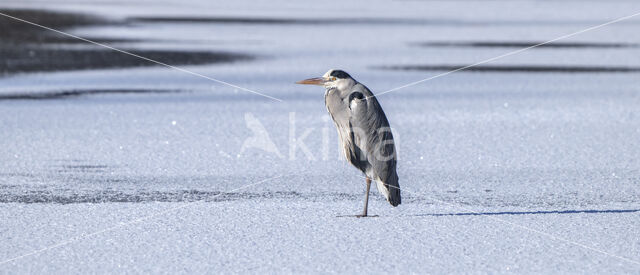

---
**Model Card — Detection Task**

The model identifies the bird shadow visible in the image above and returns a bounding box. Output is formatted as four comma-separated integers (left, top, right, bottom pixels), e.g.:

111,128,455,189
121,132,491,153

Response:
409,208,640,217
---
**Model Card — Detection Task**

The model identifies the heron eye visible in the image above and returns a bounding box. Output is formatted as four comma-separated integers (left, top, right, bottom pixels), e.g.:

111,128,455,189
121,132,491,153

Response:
332,77,337,81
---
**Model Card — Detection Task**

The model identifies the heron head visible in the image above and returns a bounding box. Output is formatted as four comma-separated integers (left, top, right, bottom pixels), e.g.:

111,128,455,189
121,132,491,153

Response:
296,69,356,90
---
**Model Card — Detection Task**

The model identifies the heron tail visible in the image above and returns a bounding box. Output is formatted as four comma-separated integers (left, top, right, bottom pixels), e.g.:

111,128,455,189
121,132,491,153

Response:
376,171,401,207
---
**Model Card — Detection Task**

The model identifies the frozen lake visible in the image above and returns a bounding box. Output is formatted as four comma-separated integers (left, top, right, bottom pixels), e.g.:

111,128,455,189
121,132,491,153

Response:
1,0,640,273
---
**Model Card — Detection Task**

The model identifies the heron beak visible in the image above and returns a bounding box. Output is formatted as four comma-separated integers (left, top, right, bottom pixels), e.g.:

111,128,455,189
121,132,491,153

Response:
295,77,327,86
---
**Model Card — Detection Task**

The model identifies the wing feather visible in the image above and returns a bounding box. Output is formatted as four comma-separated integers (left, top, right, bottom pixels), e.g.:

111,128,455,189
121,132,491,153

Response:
348,85,401,206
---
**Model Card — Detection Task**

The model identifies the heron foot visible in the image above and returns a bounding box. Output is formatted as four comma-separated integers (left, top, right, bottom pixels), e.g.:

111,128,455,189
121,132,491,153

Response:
336,214,379,218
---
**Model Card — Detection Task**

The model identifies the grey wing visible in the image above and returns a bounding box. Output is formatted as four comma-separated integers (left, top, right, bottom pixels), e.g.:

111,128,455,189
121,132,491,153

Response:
348,85,401,206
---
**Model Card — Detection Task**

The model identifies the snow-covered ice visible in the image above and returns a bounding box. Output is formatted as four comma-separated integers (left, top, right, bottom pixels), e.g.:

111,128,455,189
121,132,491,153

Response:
1,0,640,273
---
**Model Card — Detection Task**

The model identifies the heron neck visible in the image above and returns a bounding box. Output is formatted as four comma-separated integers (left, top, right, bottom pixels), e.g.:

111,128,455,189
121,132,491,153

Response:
324,87,337,97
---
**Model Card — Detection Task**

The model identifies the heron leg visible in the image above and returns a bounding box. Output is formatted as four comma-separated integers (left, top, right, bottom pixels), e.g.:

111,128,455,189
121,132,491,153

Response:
357,177,371,217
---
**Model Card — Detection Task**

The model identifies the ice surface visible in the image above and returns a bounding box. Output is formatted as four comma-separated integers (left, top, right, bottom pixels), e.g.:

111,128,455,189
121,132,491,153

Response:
1,0,640,273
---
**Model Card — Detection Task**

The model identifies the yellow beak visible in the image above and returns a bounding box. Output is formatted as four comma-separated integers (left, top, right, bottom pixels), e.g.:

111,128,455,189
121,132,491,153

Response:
295,77,327,86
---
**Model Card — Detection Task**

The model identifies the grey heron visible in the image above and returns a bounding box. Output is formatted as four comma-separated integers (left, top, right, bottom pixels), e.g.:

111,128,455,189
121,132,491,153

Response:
296,69,401,217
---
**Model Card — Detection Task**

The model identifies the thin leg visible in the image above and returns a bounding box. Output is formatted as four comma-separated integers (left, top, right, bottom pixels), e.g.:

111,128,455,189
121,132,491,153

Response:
358,177,371,217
